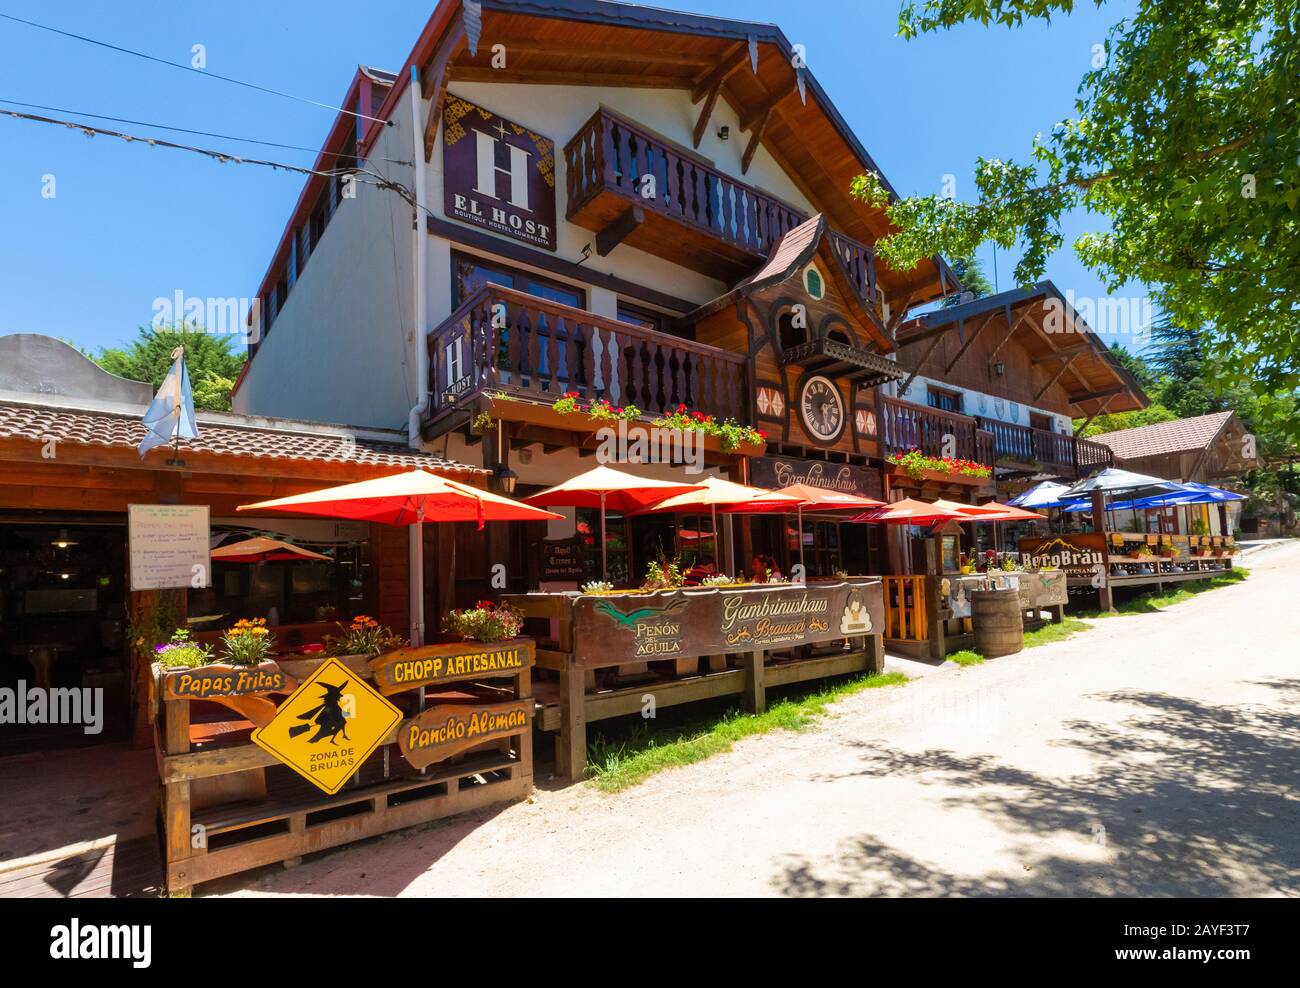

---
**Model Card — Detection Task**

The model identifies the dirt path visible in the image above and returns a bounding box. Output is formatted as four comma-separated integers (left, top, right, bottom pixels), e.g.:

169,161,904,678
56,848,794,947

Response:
222,543,1300,897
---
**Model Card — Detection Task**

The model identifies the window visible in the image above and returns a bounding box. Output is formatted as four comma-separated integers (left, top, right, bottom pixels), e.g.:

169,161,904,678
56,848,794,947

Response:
451,252,585,309
778,309,805,350
616,302,665,334
927,386,963,413
804,265,825,300
1029,411,1054,432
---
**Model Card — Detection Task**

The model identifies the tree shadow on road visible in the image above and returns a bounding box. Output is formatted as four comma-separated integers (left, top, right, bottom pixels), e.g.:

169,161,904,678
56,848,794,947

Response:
772,677,1300,897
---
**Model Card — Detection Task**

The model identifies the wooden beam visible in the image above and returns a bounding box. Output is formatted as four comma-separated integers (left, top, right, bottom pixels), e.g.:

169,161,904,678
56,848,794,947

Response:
449,67,683,89
942,311,998,374
896,332,947,397
1076,393,1117,432
595,205,645,256
691,42,748,102
484,39,711,69
739,78,797,131
692,77,723,148
740,108,771,174
985,309,1034,364
422,24,466,161
1068,385,1130,405
1032,341,1093,364
1034,351,1079,401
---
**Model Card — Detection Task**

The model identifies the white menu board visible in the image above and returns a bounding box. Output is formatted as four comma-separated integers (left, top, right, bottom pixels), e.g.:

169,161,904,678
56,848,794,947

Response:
128,504,212,591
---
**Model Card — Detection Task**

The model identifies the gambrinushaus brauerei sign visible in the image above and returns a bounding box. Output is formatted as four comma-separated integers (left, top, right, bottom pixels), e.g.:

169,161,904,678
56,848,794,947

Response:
442,95,556,251
573,580,884,668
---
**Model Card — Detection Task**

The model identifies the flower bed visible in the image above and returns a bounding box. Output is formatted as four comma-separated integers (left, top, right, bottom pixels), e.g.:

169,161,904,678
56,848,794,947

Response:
551,392,641,422
651,405,766,453
888,448,992,481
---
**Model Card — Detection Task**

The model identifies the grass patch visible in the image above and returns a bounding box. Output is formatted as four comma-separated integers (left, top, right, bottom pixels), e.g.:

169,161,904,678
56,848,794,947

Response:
1080,568,1248,619
586,670,907,792
1023,616,1092,647
947,649,984,667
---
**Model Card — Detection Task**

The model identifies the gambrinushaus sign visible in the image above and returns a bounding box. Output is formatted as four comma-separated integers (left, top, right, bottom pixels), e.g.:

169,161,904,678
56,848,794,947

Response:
573,580,884,668
443,95,556,251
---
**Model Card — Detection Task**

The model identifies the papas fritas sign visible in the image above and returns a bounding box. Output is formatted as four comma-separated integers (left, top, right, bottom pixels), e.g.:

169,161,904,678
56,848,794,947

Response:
161,661,287,700
443,95,556,251
398,700,531,770
573,580,884,668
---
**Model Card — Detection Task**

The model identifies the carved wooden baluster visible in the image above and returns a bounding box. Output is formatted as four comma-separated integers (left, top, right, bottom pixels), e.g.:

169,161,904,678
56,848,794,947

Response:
523,306,541,395
597,327,614,403
672,349,687,408
545,313,561,394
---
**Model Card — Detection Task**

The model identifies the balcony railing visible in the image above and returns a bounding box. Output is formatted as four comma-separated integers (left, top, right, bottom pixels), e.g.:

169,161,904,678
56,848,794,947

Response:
426,284,749,424
978,418,1114,477
827,229,879,307
565,108,805,258
880,395,994,467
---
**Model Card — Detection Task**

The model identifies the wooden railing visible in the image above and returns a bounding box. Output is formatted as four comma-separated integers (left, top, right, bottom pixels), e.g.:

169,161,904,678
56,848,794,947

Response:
978,418,1114,477
426,284,749,422
882,575,928,641
827,229,879,306
880,395,992,466
565,108,809,261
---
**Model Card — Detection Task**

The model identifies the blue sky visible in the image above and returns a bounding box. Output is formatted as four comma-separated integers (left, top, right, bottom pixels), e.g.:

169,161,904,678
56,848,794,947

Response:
0,0,1147,355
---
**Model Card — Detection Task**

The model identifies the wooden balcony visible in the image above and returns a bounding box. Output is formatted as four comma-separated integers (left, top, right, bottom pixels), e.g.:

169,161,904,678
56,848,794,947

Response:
424,284,749,428
977,418,1114,478
880,395,995,467
563,108,809,281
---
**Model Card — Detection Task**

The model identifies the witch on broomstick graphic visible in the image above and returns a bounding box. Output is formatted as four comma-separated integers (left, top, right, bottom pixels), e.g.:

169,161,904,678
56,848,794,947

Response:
288,681,351,746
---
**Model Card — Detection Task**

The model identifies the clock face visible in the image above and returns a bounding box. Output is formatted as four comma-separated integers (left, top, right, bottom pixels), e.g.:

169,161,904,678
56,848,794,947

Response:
799,375,845,443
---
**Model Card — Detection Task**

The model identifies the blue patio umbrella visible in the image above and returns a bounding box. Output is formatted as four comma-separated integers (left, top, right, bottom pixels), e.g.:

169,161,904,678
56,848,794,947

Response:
1008,480,1070,509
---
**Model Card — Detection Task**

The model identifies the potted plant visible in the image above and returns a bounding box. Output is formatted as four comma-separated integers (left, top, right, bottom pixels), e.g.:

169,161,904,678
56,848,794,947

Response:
958,551,973,575
443,600,525,643
580,580,615,595
153,628,213,670
1132,543,1154,560
326,615,406,659
641,559,685,591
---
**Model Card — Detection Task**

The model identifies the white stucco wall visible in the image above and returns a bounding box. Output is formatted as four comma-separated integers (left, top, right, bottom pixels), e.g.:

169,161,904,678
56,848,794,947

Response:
887,375,1075,436
234,112,418,429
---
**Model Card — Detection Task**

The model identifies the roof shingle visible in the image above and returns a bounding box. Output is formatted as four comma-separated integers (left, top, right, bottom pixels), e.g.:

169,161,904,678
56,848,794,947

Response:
0,399,484,474
1091,411,1234,460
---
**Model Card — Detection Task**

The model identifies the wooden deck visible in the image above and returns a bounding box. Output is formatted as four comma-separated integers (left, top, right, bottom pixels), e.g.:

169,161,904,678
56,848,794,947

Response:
0,743,162,897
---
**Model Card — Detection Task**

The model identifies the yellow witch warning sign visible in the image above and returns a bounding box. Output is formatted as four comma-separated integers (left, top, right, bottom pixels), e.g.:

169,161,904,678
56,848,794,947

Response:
250,657,402,795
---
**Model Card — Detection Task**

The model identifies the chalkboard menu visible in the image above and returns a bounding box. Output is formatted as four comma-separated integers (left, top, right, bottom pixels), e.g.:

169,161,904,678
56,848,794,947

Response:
541,535,586,581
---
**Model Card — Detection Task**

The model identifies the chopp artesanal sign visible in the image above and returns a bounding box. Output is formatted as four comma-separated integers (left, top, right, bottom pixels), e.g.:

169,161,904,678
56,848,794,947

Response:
443,95,557,251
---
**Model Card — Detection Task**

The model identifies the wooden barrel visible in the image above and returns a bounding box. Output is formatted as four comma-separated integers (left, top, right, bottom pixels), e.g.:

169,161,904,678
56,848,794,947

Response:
970,588,1024,658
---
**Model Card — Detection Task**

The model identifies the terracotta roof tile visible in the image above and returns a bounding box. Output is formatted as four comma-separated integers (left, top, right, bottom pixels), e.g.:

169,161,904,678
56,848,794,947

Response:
0,399,484,474
1091,411,1234,460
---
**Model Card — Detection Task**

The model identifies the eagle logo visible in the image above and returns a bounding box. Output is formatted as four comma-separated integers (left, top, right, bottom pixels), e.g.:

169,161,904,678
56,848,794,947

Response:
594,598,687,629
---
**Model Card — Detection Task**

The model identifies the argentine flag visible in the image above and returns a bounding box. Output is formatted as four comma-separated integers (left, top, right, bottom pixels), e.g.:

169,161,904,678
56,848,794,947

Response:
139,346,199,457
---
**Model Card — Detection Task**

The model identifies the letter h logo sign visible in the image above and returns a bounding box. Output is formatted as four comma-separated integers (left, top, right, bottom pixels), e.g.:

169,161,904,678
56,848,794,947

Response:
473,123,532,212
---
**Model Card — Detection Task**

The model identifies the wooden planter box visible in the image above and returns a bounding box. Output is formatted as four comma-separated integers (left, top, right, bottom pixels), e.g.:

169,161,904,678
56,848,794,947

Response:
884,463,993,488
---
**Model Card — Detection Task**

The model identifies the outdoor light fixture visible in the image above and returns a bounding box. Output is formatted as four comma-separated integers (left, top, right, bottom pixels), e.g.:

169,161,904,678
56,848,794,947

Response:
994,360,1006,377
717,125,730,141
51,528,78,548
494,464,519,495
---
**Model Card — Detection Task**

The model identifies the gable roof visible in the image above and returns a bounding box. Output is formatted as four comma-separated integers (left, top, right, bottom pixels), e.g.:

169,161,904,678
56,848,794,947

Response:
683,214,891,349
894,282,1150,415
1090,411,1235,460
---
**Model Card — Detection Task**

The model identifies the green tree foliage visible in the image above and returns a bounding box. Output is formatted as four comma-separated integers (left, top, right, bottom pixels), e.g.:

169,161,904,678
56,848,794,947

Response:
854,1,1300,434
94,325,245,411
941,254,995,306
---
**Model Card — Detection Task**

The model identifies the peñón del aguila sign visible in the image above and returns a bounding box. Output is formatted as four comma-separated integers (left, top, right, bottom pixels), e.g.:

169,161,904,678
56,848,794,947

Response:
443,95,556,251
572,580,884,668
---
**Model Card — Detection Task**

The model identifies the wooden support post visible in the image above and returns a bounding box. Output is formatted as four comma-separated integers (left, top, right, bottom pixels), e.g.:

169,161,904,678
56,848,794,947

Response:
741,650,766,713
163,697,193,896
866,634,885,675
1093,489,1115,612
557,657,587,781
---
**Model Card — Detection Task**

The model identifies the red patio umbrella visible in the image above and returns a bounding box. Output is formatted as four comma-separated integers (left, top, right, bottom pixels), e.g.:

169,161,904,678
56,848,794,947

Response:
523,465,706,579
211,536,332,563
850,498,973,526
724,483,885,575
238,468,562,645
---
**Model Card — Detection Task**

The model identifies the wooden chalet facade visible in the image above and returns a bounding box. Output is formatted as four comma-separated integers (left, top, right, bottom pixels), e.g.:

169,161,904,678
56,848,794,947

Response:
232,0,1145,583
